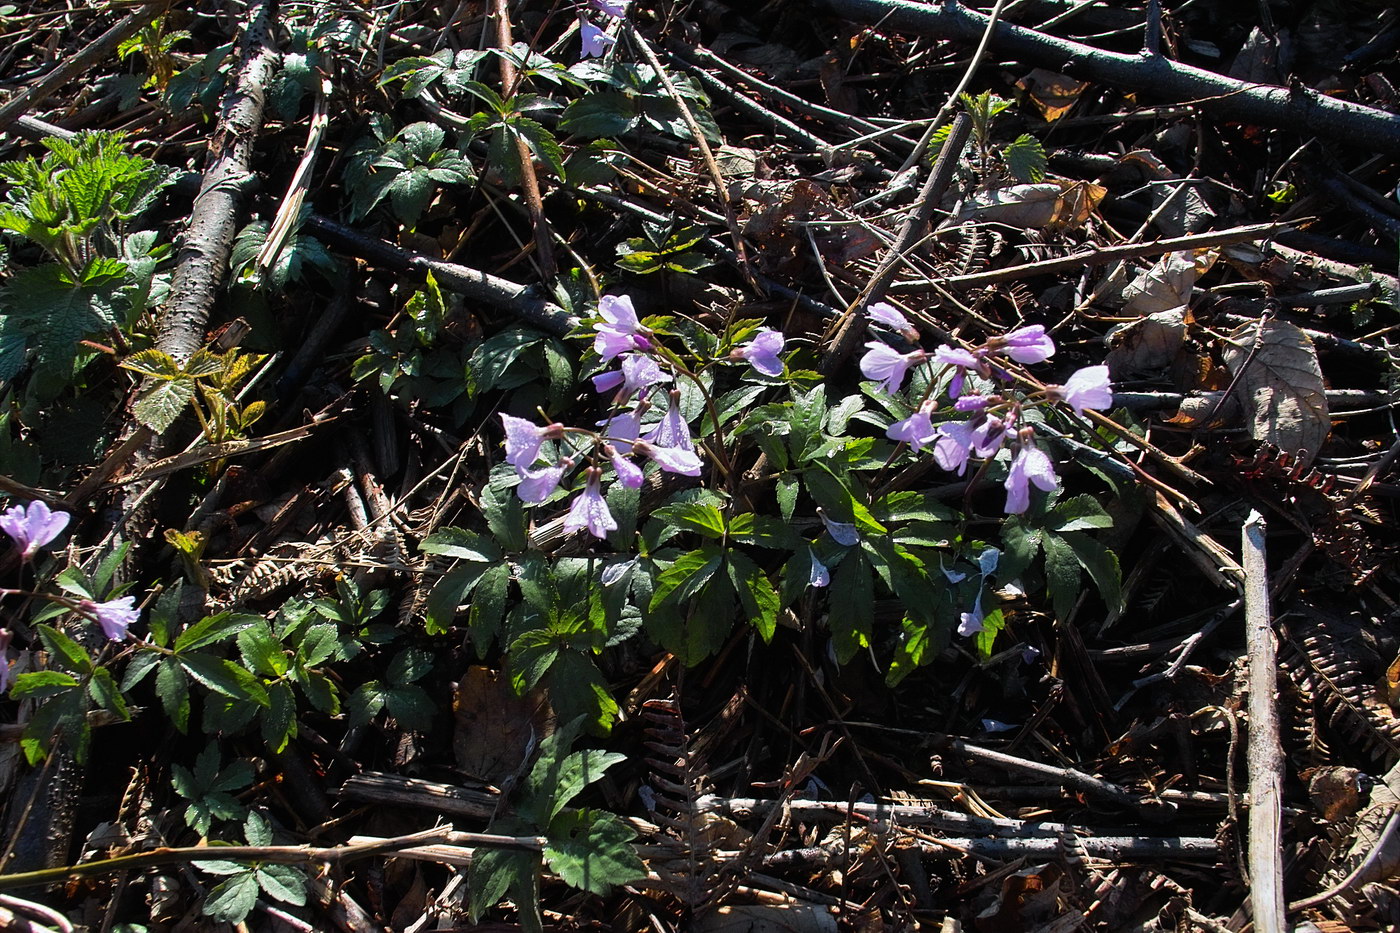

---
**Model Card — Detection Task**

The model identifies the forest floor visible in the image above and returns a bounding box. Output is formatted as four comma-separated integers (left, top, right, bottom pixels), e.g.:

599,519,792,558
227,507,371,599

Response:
1,1,1400,931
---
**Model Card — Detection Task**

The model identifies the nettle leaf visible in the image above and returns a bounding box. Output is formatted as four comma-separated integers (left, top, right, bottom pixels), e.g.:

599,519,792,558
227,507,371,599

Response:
1005,133,1047,183
544,809,645,894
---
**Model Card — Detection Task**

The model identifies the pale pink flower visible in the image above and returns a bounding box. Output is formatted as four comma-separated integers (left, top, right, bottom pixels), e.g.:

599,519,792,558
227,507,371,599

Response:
82,596,139,641
579,18,615,58
500,414,560,470
860,342,926,395
867,302,916,340
887,409,936,451
0,501,69,559
518,464,566,503
733,329,785,377
563,469,618,539
1052,365,1112,415
994,325,1055,364
1004,444,1059,514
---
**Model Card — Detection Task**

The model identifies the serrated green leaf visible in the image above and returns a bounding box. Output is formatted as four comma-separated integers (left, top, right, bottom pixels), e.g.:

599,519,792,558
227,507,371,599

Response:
37,624,93,675
1041,533,1081,622
544,809,645,894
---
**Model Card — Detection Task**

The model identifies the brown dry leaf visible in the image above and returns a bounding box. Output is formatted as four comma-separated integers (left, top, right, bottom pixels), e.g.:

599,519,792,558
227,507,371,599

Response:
1017,68,1091,122
1106,308,1187,375
452,665,553,784
1222,319,1330,467
954,181,1104,230
1122,252,1200,316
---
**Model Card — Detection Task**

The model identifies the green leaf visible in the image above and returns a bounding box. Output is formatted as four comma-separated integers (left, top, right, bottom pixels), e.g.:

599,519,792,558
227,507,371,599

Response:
649,546,725,609
1060,531,1123,615
202,870,259,923
1004,133,1047,183
1047,494,1114,532
559,90,637,137
155,659,190,731
829,552,874,663
175,612,261,653
237,623,288,678
544,809,645,894
37,624,93,675
1041,533,1081,622
726,552,778,641
651,502,726,539
420,527,504,564
424,561,492,635
179,653,270,706
256,864,307,906
9,669,79,699
87,667,131,720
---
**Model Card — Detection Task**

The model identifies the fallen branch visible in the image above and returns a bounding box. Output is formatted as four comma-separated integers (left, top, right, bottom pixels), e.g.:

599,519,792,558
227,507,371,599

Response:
1242,509,1286,933
810,0,1400,151
159,0,279,363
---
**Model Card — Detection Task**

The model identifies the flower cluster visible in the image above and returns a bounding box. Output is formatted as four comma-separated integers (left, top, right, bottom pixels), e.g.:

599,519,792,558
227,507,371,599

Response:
577,0,627,58
500,295,785,539
860,302,1112,514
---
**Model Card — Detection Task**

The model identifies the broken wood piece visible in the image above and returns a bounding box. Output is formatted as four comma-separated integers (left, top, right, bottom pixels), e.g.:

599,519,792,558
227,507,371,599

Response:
1242,509,1286,933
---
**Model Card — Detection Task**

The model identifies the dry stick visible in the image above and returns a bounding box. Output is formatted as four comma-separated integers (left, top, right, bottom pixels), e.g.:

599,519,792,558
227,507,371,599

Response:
0,829,546,892
623,23,757,290
1242,509,1286,933
810,0,1400,151
158,1,278,363
819,113,972,377
490,0,554,277
0,1,168,131
890,221,1290,292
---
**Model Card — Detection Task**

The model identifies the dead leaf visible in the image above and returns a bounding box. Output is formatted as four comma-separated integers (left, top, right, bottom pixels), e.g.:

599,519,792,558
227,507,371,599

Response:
1106,308,1187,375
1222,319,1330,467
954,181,1104,230
453,666,554,784
1016,68,1091,122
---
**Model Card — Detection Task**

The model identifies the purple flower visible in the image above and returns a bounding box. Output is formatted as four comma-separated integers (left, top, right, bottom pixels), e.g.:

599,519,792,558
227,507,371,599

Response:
860,342,926,395
867,302,917,340
593,294,649,361
500,415,560,470
563,469,618,539
1053,365,1112,415
590,0,628,16
1004,443,1059,514
608,445,644,489
518,464,567,503
579,18,615,58
635,440,703,476
957,590,985,637
0,501,70,559
0,628,12,694
82,596,139,641
994,325,1055,364
733,329,785,377
887,408,936,451
933,345,984,397
599,353,669,402
592,369,625,394
808,553,830,588
819,509,859,546
642,393,694,453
